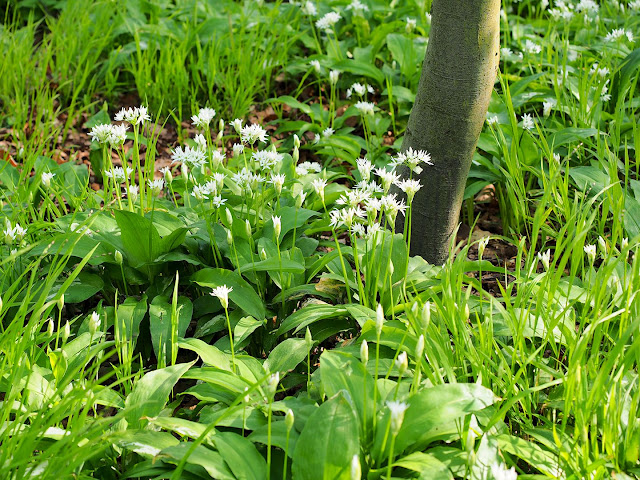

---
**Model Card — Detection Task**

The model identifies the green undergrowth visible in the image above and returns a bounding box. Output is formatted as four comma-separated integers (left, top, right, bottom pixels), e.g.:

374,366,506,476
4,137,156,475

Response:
0,0,639,479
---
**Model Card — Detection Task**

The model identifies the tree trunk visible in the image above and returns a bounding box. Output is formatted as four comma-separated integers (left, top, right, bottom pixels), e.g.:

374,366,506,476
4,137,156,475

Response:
398,0,500,264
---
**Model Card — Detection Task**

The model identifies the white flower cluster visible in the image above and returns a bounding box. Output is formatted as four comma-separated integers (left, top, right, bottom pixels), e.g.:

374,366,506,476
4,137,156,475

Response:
295,161,322,176
191,107,216,128
114,105,151,126
171,145,207,169
549,1,574,21
390,147,433,174
354,101,375,116
345,0,368,14
88,124,128,146
232,167,266,192
252,150,284,170
605,28,634,42
500,47,523,63
3,221,27,244
576,0,598,15
315,11,341,31
522,39,541,54
103,166,133,183
521,113,535,130
346,82,374,99
240,124,269,145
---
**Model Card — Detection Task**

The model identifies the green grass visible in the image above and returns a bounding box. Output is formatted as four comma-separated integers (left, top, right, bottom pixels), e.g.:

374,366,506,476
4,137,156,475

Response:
0,0,639,479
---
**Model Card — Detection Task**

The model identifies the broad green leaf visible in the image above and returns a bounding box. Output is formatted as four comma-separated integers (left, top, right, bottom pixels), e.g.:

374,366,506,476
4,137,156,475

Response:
183,367,250,405
624,194,640,239
394,452,453,480
115,209,162,268
249,420,299,456
276,304,349,336
568,166,609,194
200,404,267,431
178,338,231,370
611,47,640,106
264,338,311,374
48,350,67,383
149,295,193,362
124,362,194,428
149,417,213,441
548,128,598,148
496,434,561,477
215,431,267,480
238,257,305,275
374,384,497,457
234,316,263,346
57,272,104,303
193,268,266,320
277,95,313,115
115,295,148,351
159,443,235,480
115,430,179,457
262,207,319,242
319,350,374,440
332,59,384,85
292,392,360,480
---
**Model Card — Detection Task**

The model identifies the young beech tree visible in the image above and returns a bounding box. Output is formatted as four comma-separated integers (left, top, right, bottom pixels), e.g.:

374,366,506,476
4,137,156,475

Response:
398,0,501,264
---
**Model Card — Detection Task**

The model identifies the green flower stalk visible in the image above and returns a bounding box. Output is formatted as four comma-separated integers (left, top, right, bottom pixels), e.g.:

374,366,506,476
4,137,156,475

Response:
266,372,280,480
384,400,408,479
210,285,235,372
283,408,294,480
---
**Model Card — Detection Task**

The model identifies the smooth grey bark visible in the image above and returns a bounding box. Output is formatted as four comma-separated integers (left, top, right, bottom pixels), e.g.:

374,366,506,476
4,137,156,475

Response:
398,0,500,264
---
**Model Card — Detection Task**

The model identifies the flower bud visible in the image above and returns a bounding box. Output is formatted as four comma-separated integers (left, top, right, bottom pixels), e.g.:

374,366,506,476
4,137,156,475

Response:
47,318,54,337
538,249,551,271
598,236,608,257
58,295,65,311
225,208,233,226
245,219,252,238
375,304,384,336
305,327,313,349
227,228,233,246
260,248,267,260
114,250,123,265
360,340,368,365
395,351,408,376
62,321,71,343
89,312,101,336
163,168,173,184
285,409,295,432
273,216,282,240
218,119,225,132
0,295,3,312
478,237,489,259
415,334,424,360
182,164,189,180
266,372,279,400
387,400,408,436
417,300,427,328
293,134,300,149
295,191,306,208
292,146,299,163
